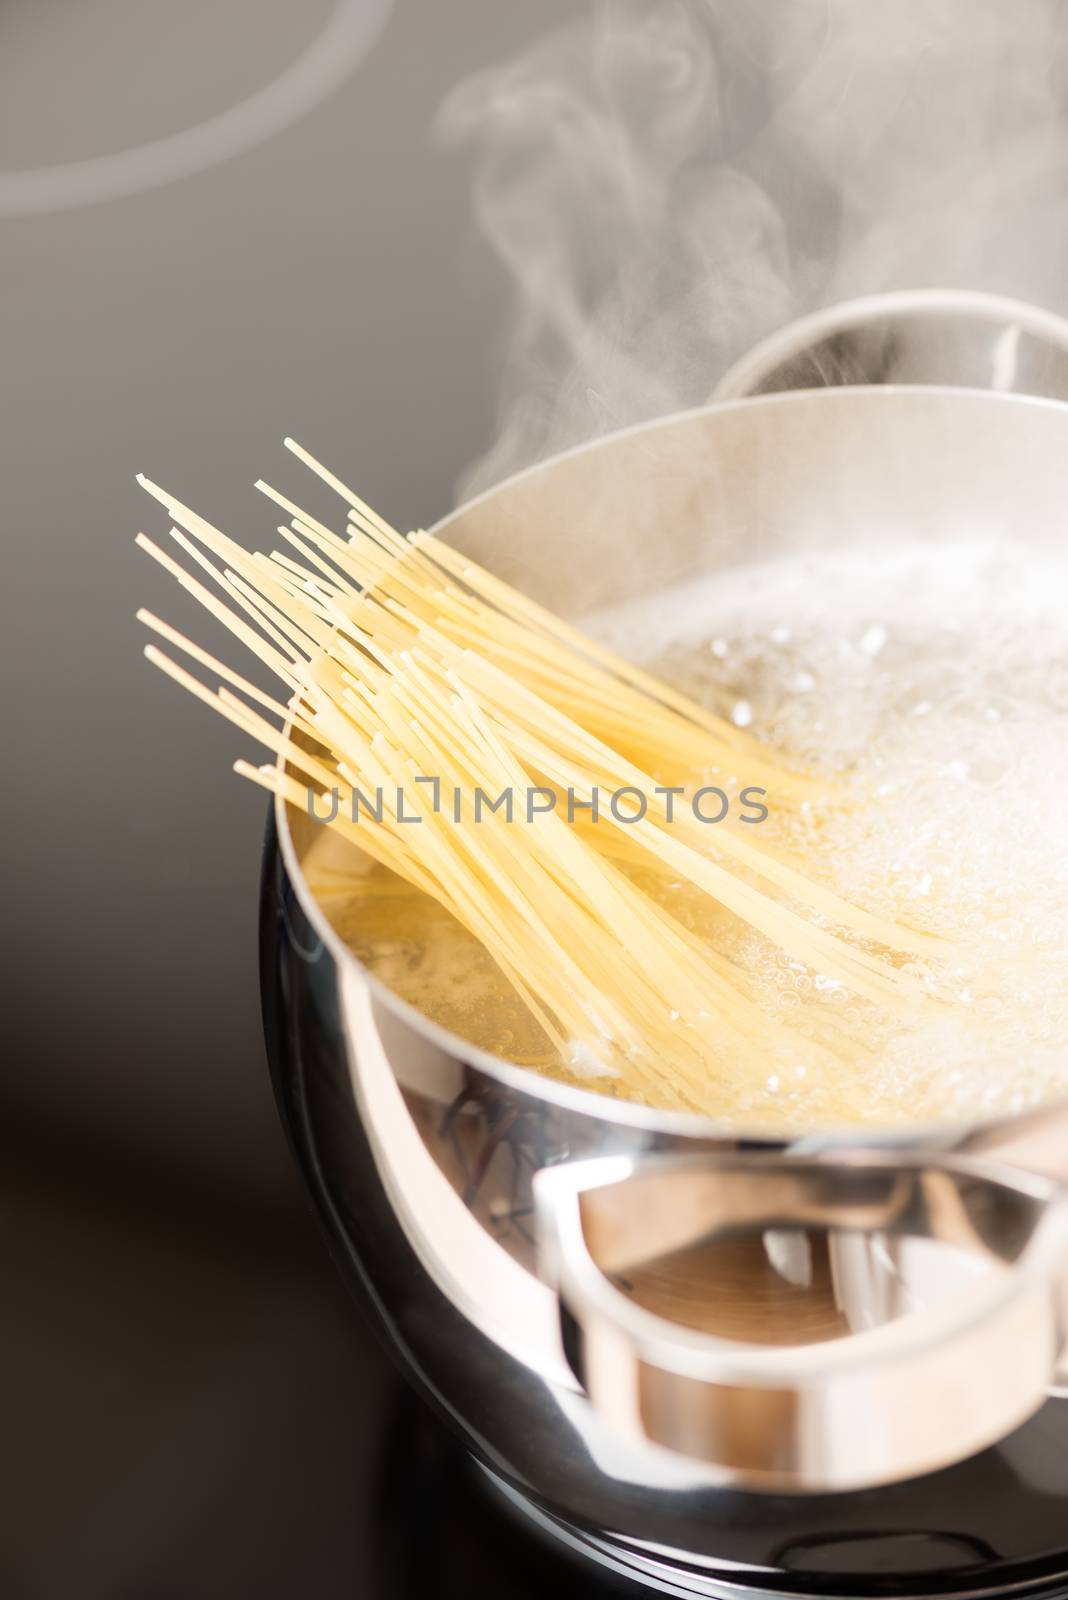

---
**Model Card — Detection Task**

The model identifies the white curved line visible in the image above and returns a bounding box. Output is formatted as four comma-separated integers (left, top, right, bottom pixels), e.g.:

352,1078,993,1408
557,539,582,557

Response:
0,0,394,219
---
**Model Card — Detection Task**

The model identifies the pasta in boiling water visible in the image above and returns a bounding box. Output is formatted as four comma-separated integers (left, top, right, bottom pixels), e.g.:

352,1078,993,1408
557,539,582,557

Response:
135,443,1066,1129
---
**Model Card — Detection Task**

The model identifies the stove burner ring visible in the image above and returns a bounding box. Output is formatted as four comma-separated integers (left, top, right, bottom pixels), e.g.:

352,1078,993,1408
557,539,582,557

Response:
0,0,394,219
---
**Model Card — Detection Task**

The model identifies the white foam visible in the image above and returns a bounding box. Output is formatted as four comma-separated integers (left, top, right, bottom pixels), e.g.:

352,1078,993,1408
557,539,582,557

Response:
646,538,1068,1127
314,538,1068,1130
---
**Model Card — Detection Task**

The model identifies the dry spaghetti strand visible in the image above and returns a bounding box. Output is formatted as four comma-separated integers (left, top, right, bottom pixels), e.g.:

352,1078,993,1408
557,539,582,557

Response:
136,444,947,1109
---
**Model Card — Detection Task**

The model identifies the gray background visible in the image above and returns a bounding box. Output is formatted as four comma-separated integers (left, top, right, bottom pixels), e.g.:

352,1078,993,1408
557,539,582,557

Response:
0,3,577,1593
2,0,576,1204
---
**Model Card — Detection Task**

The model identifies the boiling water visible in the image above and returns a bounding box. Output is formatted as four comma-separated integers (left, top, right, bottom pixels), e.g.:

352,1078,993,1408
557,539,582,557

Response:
305,538,1068,1131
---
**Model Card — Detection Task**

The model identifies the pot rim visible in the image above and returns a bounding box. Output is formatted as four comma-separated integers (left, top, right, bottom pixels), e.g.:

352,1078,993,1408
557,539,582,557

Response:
273,383,1068,1146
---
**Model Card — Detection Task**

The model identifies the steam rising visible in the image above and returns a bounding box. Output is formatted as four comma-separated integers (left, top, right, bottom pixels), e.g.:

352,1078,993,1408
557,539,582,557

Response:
438,0,1068,497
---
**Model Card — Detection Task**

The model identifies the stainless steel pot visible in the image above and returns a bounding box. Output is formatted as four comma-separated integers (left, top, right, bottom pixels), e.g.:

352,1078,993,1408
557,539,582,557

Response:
261,386,1068,1589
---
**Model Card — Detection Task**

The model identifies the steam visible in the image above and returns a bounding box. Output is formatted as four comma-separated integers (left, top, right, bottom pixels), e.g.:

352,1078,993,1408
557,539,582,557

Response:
437,0,1068,498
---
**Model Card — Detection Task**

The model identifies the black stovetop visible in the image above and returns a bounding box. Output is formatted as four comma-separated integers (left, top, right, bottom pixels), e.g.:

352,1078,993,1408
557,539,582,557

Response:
1,1118,665,1598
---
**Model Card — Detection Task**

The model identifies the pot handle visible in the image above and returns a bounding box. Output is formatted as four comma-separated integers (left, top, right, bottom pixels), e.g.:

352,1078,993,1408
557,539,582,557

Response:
533,1151,1068,1492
